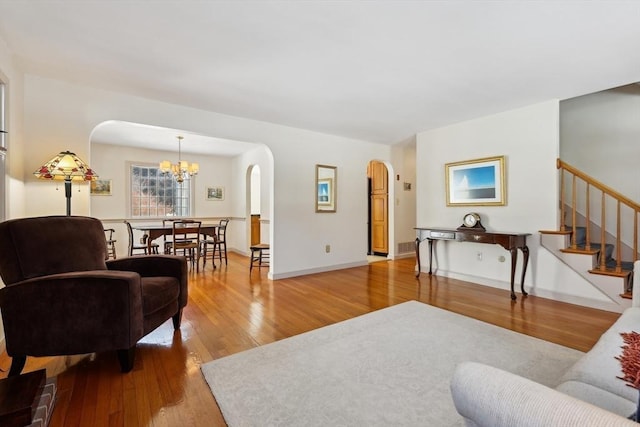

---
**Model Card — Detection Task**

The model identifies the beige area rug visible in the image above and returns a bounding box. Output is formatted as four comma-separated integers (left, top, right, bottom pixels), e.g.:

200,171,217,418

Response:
201,300,583,426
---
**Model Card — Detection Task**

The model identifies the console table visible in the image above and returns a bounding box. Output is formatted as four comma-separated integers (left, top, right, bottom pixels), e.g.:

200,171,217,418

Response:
415,227,531,300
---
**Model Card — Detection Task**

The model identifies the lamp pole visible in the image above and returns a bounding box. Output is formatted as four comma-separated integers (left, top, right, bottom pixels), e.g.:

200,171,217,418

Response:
64,176,72,216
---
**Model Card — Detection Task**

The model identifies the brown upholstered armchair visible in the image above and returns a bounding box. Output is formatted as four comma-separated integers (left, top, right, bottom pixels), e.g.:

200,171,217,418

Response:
0,215,188,376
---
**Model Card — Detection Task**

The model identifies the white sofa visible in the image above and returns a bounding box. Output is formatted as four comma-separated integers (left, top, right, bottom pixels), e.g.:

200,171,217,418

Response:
450,261,640,427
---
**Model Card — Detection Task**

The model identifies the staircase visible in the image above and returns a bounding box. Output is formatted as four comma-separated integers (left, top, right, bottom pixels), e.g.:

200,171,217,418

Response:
539,159,639,310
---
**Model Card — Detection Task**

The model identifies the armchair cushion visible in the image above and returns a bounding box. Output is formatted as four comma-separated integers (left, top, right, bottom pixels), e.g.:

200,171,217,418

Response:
107,254,188,308
142,276,180,315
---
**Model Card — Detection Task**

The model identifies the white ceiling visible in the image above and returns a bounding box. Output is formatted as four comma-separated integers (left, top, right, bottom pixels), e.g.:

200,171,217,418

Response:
0,1,639,151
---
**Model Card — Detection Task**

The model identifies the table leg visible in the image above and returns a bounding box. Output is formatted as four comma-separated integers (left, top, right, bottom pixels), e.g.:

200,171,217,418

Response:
509,248,518,300
520,246,529,296
415,237,421,277
147,230,162,254
428,239,434,275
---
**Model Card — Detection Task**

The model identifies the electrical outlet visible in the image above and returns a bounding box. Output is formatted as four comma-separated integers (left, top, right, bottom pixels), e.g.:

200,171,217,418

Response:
325,244,331,253
476,252,483,261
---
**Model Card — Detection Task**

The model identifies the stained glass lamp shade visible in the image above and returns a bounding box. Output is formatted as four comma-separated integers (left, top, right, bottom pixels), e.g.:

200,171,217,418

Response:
33,150,98,216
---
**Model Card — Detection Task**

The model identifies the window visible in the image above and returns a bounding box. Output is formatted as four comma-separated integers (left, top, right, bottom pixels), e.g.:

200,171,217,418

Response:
130,164,192,217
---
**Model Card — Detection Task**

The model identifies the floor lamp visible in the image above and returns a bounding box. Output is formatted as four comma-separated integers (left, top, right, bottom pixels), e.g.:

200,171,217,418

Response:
34,151,98,216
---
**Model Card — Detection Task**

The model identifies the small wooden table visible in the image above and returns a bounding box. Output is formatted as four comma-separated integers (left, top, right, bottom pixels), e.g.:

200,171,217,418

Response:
415,227,531,300
0,369,45,427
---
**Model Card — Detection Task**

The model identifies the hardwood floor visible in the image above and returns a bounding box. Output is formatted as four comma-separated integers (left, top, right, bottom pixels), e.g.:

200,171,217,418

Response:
0,254,621,426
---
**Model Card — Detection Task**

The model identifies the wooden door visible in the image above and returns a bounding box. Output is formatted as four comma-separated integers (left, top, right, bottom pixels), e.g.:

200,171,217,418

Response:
251,214,260,245
369,161,388,255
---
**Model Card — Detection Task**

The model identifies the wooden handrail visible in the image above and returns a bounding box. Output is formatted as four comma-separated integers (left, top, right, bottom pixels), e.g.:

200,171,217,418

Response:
557,158,640,270
557,159,640,212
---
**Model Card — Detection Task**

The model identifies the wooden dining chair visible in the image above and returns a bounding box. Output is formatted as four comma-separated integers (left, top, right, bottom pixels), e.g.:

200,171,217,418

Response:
124,220,159,256
249,243,270,272
162,218,188,254
213,218,229,265
171,220,202,271
200,232,218,269
104,228,117,259
201,219,229,269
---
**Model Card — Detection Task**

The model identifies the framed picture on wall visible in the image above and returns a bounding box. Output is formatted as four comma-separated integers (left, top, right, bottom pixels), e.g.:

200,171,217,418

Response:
315,164,337,213
90,179,112,196
207,186,225,201
445,156,506,206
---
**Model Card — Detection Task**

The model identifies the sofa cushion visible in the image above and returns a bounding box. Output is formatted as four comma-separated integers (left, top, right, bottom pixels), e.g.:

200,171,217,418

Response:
556,380,636,416
559,307,640,404
141,276,180,316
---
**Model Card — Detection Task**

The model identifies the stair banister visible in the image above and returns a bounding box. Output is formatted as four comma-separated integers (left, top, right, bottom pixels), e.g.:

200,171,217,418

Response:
558,160,640,214
557,159,640,269
613,201,621,272
600,192,606,270
585,183,591,251
559,162,566,232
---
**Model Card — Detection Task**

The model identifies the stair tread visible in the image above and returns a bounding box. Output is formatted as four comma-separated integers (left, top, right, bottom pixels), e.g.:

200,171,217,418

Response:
561,247,599,255
539,230,571,235
588,267,632,278
543,228,634,300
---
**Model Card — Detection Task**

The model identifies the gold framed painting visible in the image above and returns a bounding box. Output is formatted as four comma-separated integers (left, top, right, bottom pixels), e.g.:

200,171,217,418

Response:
90,179,112,196
445,156,506,206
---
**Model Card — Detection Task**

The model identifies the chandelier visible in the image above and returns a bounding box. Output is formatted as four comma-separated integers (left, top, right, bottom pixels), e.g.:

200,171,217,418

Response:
159,136,199,183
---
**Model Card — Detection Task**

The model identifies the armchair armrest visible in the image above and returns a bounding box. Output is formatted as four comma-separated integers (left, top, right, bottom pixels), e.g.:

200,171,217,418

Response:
106,255,187,308
0,270,145,356
450,362,635,427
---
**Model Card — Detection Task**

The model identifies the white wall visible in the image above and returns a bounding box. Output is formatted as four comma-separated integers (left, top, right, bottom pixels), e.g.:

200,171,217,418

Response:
560,84,640,201
250,167,261,215
20,74,391,279
0,34,25,220
90,142,235,219
416,100,609,305
391,137,417,257
90,142,241,256
560,84,640,252
232,145,272,255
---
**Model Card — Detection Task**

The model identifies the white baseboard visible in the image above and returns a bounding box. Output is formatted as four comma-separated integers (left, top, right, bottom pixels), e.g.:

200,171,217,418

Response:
425,269,627,314
271,261,368,280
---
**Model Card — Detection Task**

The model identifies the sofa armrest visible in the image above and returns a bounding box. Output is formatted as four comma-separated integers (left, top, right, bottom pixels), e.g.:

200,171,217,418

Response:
450,362,636,427
0,270,145,356
107,255,188,308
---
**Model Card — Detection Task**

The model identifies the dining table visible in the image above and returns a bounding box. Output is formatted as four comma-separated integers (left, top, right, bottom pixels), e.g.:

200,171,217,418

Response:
133,223,219,254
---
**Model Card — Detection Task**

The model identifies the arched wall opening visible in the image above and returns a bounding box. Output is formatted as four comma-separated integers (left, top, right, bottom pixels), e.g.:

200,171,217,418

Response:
88,120,274,262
